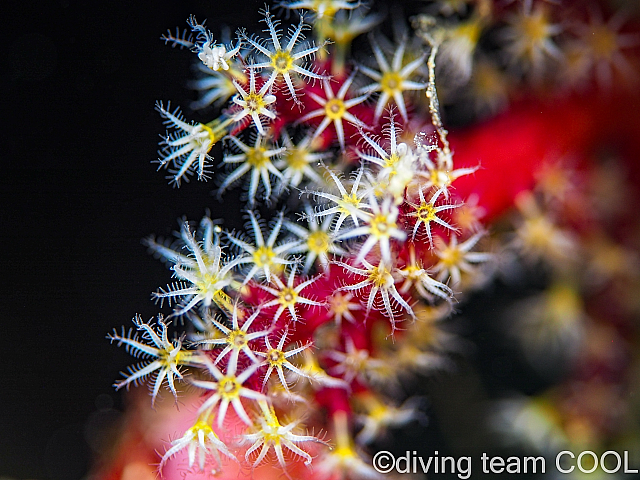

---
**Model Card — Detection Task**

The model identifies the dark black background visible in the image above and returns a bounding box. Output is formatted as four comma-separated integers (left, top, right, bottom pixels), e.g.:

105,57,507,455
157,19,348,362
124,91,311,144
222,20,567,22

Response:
2,1,263,478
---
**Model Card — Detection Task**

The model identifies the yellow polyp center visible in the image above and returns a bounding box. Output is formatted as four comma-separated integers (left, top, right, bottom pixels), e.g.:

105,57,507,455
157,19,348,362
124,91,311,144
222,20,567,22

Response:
245,93,265,113
369,403,390,421
381,71,402,95
592,241,626,276
279,287,298,307
403,264,422,281
537,165,571,199
247,147,268,167
520,11,550,44
380,185,392,198
522,216,554,249
329,292,351,314
272,50,294,73
196,273,217,291
190,420,215,436
398,343,421,364
307,230,330,254
268,349,285,365
253,245,275,267
368,266,392,288
384,153,400,170
286,148,309,170
325,98,346,120
455,19,482,45
430,169,452,188
344,351,368,372
263,420,283,442
415,203,437,222
370,214,395,237
439,246,463,268
338,193,361,214
589,26,618,59
194,275,231,310
228,330,247,348
218,376,241,399
546,284,582,325
160,347,182,365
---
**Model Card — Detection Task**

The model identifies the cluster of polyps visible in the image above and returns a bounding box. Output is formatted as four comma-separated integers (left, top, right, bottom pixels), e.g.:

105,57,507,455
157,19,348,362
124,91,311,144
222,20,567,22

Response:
108,1,499,478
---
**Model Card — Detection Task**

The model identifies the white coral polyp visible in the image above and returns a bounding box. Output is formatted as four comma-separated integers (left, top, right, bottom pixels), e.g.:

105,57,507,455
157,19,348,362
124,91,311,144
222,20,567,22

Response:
199,44,231,71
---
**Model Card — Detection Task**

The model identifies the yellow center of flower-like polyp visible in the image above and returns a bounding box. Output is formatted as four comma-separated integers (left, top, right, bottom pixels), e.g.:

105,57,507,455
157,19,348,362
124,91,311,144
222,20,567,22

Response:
267,349,285,365
272,50,294,74
369,402,391,421
381,72,402,95
455,19,482,45
430,169,452,188
370,213,395,237
325,98,346,120
253,245,276,267
544,284,582,327
247,147,268,167
520,11,550,44
190,420,215,436
329,292,351,315
195,274,232,310
279,287,298,307
307,230,330,254
245,93,266,114
368,266,392,288
159,345,182,365
439,246,463,268
228,330,247,348
219,376,241,399
403,264,422,281
338,193,361,214
369,181,387,198
286,148,309,170
194,268,231,308
521,216,554,250
384,153,400,170
198,270,223,289
415,203,436,222
589,26,618,59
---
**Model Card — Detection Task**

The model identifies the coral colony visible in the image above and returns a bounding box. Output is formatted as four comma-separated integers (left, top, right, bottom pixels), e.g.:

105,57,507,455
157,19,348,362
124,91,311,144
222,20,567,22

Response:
103,0,640,479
